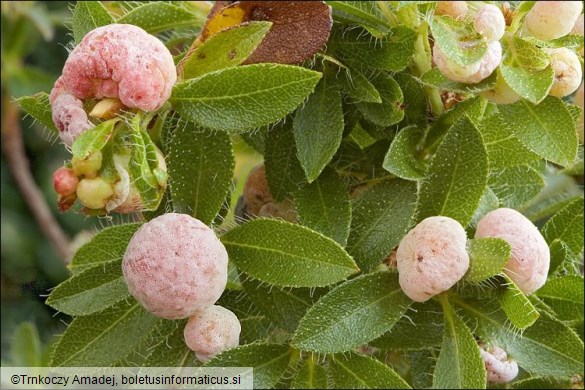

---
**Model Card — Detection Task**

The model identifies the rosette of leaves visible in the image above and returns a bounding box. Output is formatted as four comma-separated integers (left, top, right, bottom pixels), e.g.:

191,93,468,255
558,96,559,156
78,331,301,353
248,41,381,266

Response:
17,1,584,389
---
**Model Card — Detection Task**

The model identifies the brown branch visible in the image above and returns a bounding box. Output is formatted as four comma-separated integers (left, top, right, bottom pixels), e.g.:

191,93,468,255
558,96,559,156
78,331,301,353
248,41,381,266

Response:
2,94,72,263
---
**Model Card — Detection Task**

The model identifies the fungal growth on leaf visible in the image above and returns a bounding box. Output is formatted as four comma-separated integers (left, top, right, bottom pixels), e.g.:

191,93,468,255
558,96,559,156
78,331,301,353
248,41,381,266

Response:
546,47,583,98
433,41,502,84
194,1,332,64
574,82,584,143
524,1,583,41
434,1,468,19
122,213,228,319
475,208,550,295
479,345,519,384
473,4,506,42
396,216,469,302
183,305,241,363
50,24,176,146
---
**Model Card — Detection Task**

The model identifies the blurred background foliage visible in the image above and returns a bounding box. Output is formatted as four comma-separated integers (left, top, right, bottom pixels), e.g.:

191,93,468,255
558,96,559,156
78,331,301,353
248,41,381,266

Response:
0,1,262,366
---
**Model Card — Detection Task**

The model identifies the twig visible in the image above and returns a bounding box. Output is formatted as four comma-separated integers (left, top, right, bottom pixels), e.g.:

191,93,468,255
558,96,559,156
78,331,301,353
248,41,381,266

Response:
2,93,72,263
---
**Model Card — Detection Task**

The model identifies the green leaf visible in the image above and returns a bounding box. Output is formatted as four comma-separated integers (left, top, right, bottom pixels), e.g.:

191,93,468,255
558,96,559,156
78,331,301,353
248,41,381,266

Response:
205,344,292,390
417,115,488,226
117,2,204,34
329,353,411,389
499,97,578,167
242,278,316,332
15,92,58,134
500,36,553,104
548,239,581,276
294,73,344,181
357,73,404,127
408,350,437,389
469,187,500,229
346,179,417,272
10,322,42,367
70,224,141,274
167,123,234,225
291,356,328,389
499,275,540,330
72,1,114,44
421,68,497,93
47,260,129,316
510,377,572,389
50,300,158,367
171,64,322,133
221,219,358,287
431,16,487,65
542,197,584,255
433,296,486,389
328,1,391,37
477,110,539,170
371,300,444,350
537,276,584,321
339,68,382,103
455,295,585,378
143,320,195,367
181,22,272,79
382,125,426,180
264,121,306,201
294,168,351,246
334,26,417,71
394,73,428,128
489,163,545,208
71,118,118,159
465,238,511,283
292,272,412,353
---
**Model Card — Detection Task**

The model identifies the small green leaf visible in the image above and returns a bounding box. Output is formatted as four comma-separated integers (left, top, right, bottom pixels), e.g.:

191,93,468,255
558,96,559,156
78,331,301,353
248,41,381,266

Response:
346,179,417,272
371,300,444,350
117,2,204,34
72,1,114,44
499,97,578,167
455,295,585,378
143,320,195,367
264,122,307,201
510,377,572,389
221,219,358,287
70,224,141,274
181,22,272,79
328,1,391,37
168,122,234,225
395,73,428,128
499,275,540,330
171,64,322,133
434,295,486,389
294,168,351,246
469,187,500,229
205,344,292,390
334,26,417,71
291,356,328,389
477,110,539,170
431,16,487,65
294,72,344,181
542,197,584,255
15,92,58,134
537,276,584,321
292,272,412,353
489,163,545,208
329,353,411,389
357,73,404,127
417,115,488,226
382,125,426,180
465,238,511,283
50,300,158,367
500,36,553,104
339,68,382,103
421,68,497,93
47,260,129,316
408,350,437,389
71,118,118,159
